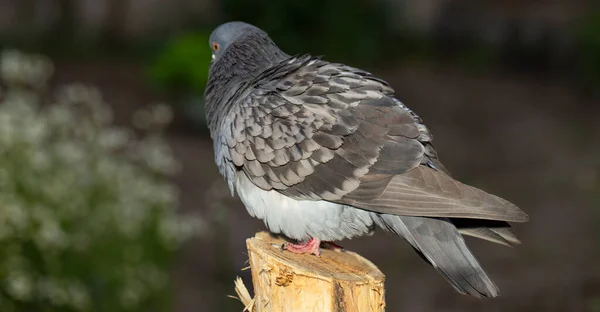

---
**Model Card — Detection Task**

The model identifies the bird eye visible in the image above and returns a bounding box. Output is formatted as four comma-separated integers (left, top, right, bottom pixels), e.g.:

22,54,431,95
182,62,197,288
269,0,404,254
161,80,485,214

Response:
212,42,220,51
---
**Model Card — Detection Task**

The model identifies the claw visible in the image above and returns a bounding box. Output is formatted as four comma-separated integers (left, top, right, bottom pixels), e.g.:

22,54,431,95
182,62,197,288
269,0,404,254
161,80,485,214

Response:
283,238,321,256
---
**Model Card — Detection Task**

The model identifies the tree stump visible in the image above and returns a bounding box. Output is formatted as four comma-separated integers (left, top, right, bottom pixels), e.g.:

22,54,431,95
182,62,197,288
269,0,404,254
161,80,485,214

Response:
242,231,386,312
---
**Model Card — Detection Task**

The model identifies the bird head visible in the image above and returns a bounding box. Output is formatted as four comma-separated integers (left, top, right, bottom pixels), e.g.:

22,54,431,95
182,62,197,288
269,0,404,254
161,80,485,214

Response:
208,21,269,63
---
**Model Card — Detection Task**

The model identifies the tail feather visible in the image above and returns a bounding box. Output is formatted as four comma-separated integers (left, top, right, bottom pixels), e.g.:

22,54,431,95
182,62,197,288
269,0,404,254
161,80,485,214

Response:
452,219,521,246
458,228,513,247
373,214,499,298
490,227,520,245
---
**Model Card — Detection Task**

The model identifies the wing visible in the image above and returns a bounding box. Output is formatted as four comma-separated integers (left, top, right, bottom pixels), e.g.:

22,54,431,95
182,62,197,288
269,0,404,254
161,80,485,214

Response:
219,55,528,223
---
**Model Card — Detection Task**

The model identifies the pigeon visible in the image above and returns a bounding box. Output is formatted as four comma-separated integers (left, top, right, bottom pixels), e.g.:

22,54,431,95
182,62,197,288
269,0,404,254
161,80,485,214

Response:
204,21,529,298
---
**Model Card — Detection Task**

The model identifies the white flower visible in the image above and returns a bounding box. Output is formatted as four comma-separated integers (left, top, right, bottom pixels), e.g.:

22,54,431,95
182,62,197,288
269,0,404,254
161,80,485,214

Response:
137,136,181,175
120,280,144,308
46,104,74,126
0,50,205,310
37,278,68,306
1,50,26,83
66,282,90,310
21,117,48,145
0,112,16,146
29,149,51,171
98,128,131,150
54,141,86,164
150,103,174,127
0,196,30,234
36,218,68,250
0,50,52,87
5,272,33,301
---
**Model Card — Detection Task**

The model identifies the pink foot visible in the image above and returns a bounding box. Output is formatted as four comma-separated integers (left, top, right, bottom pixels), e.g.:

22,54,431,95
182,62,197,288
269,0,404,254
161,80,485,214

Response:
283,238,321,256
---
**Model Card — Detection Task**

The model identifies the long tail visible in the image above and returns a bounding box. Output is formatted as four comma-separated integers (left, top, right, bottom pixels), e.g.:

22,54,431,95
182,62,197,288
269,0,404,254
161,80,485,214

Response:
372,214,499,298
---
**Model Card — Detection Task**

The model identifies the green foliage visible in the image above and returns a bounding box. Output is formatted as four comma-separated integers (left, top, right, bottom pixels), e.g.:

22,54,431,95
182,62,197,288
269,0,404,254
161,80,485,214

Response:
574,10,600,87
148,32,211,95
221,0,397,65
0,51,203,311
591,297,600,312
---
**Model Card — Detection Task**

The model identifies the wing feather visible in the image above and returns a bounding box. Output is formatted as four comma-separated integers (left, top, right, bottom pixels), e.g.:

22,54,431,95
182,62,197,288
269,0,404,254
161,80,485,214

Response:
213,55,528,225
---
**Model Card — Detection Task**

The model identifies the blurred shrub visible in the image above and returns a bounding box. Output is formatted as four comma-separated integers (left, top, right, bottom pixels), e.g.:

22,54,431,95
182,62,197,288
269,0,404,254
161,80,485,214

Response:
0,50,203,311
148,32,211,128
148,32,211,96
221,0,397,65
575,10,600,89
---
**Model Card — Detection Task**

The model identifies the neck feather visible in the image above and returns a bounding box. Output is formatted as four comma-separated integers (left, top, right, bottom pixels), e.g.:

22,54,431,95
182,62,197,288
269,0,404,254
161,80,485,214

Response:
204,33,289,136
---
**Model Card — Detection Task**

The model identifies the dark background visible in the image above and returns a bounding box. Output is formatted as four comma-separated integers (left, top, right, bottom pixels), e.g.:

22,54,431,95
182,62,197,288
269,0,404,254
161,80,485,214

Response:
1,0,599,311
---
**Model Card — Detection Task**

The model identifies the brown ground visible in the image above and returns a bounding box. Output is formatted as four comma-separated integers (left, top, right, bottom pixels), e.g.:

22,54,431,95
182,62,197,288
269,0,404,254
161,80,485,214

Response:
52,60,600,312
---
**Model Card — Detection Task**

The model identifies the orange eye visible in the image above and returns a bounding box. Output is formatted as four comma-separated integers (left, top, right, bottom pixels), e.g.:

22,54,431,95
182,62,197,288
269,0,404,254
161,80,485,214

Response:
212,42,220,51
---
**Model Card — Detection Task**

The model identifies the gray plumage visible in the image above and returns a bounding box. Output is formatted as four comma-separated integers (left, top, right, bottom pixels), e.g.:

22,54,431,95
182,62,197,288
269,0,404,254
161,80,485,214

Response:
204,21,529,298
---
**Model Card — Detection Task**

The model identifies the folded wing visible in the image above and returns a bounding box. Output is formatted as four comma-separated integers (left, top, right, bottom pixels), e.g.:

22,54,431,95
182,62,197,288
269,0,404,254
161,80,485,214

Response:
217,55,528,244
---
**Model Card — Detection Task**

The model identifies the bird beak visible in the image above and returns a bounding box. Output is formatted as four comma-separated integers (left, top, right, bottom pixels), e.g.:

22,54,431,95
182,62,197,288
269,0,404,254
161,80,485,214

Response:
212,54,215,60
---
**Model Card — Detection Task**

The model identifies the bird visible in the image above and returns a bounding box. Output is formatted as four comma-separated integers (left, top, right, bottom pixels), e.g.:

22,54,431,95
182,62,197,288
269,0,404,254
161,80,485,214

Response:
203,21,529,299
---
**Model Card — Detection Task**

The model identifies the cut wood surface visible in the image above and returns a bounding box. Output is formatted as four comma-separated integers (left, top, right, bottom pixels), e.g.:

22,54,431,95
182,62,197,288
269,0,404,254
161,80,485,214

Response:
243,231,386,312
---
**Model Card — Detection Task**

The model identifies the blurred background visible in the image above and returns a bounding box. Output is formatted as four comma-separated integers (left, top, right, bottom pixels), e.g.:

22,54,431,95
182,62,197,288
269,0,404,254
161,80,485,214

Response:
0,0,599,311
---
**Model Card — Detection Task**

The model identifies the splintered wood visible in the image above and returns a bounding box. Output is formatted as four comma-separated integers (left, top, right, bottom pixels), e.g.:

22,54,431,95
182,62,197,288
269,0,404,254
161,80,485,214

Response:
239,231,385,312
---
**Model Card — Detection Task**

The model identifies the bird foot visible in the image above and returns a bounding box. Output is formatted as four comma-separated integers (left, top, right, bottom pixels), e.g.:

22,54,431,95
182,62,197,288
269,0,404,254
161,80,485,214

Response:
282,239,345,256
283,238,321,256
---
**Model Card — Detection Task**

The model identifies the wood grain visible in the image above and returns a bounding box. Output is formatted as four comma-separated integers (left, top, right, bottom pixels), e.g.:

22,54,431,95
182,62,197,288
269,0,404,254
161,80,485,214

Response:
245,232,386,312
